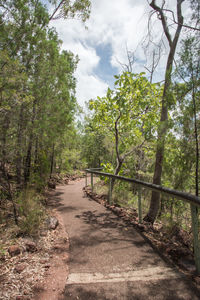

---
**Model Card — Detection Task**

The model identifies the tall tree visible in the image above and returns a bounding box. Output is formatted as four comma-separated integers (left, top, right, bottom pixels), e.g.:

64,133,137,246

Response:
144,0,184,223
175,35,200,196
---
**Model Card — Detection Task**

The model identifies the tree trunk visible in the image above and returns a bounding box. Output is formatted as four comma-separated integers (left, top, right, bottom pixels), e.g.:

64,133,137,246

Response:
16,104,24,185
144,0,184,223
50,144,55,178
111,159,123,192
192,74,199,197
24,140,32,184
0,113,10,176
24,99,37,184
34,137,38,172
111,113,123,191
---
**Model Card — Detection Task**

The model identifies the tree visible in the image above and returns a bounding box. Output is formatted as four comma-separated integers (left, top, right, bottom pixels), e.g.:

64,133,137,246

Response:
175,35,200,196
144,0,185,223
89,72,161,189
0,0,79,192
49,0,91,22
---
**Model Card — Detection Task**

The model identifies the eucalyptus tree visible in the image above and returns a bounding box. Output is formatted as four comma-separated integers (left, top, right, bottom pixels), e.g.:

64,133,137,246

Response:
144,0,185,223
89,72,161,190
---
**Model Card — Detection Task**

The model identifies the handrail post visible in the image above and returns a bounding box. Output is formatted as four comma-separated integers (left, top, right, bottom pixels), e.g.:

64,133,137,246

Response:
108,178,112,204
190,204,200,274
91,173,93,192
138,186,142,224
85,171,87,187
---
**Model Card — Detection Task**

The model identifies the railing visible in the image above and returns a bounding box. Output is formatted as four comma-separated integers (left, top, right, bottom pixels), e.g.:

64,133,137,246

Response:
85,168,200,274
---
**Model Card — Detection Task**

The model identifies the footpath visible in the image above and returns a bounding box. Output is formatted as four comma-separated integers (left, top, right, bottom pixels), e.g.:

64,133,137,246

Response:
55,178,200,300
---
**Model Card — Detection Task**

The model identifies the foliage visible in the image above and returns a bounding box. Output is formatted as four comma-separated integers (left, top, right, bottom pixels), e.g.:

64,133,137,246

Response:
88,72,161,179
0,0,90,232
49,0,91,22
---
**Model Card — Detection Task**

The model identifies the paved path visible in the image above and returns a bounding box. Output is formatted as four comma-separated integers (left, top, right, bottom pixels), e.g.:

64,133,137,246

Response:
55,179,200,300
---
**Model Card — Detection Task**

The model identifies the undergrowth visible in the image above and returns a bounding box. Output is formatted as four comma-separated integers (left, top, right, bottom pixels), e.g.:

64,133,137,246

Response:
17,189,45,236
93,178,197,241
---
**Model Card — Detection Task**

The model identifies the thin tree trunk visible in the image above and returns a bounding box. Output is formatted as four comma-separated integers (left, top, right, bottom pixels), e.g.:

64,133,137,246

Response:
16,104,24,185
111,159,123,192
144,0,184,223
191,69,199,197
24,140,32,184
50,143,55,179
34,137,38,172
110,113,123,191
24,99,37,184
1,114,10,176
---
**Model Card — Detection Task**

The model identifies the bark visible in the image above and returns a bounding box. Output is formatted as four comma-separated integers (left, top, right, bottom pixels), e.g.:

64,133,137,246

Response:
111,114,123,191
24,99,37,184
192,75,199,197
49,0,65,21
16,104,24,185
144,0,184,223
50,144,55,179
34,137,38,172
24,140,32,184
0,113,10,176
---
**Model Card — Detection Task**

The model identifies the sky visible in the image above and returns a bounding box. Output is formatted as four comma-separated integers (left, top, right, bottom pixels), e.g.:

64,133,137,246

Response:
48,0,191,109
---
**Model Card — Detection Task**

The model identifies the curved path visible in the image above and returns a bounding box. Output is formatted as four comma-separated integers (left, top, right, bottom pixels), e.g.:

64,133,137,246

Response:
55,178,200,300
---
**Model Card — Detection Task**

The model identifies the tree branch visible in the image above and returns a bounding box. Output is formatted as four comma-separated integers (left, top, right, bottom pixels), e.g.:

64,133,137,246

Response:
114,113,122,163
49,0,65,21
150,0,172,47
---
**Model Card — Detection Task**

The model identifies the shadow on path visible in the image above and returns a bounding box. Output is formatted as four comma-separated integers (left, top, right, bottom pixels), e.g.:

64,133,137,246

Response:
54,181,200,300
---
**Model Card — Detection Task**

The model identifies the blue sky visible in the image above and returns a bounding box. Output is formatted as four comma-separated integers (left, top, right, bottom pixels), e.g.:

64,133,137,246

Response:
95,43,118,87
49,0,191,109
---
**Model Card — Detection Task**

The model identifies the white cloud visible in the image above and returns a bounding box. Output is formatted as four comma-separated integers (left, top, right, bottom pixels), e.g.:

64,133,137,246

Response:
76,73,108,106
62,41,100,73
51,0,190,108
52,0,150,108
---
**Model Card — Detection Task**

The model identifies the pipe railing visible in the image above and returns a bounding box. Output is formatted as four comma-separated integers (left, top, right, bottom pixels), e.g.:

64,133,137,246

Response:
85,168,200,274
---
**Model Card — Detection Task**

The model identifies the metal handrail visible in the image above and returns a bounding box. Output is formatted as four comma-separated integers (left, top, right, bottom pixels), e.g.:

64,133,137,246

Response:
85,169,200,207
85,168,200,274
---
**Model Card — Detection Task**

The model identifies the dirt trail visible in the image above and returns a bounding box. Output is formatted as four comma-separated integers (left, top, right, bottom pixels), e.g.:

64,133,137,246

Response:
54,179,200,299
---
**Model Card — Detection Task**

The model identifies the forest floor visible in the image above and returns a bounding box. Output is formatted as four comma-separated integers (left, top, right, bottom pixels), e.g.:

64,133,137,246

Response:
1,176,200,299
0,198,70,300
0,174,81,300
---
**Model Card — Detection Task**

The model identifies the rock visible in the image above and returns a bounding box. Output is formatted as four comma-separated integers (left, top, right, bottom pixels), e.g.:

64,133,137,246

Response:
8,245,21,257
14,263,26,273
178,257,196,273
44,264,51,269
40,230,47,237
194,276,200,285
48,182,56,189
33,283,45,292
113,207,122,214
23,239,37,252
40,259,49,264
137,224,146,231
53,244,61,250
47,216,59,230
